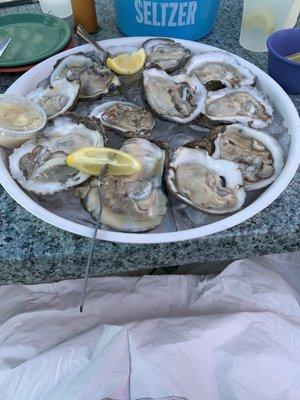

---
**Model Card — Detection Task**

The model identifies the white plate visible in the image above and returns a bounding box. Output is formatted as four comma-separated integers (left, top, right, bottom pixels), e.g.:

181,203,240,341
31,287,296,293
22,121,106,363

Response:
1,37,300,244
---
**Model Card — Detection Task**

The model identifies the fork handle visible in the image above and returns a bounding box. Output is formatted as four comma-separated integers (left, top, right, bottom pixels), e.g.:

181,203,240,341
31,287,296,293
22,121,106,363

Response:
79,165,108,312
76,25,106,62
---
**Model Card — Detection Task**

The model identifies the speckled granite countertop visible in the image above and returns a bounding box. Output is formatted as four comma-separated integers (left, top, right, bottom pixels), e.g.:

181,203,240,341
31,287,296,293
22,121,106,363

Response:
0,0,299,284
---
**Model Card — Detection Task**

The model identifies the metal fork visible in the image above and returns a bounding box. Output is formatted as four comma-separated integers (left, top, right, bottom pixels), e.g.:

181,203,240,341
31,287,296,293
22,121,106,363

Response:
76,25,107,62
79,165,108,312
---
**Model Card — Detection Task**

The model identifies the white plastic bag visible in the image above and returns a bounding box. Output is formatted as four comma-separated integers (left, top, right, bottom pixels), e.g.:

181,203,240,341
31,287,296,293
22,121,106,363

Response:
0,252,299,400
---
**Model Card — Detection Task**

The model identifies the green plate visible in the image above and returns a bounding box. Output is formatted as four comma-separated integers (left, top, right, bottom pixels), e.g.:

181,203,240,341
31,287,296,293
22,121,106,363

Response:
0,12,71,67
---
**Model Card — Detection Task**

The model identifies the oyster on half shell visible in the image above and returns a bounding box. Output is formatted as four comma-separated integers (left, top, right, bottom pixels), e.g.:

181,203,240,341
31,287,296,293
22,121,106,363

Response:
90,101,155,138
9,115,105,195
143,38,190,72
201,86,273,128
50,53,121,100
76,138,167,232
211,124,284,190
26,78,80,120
166,146,246,214
185,51,255,91
143,68,207,124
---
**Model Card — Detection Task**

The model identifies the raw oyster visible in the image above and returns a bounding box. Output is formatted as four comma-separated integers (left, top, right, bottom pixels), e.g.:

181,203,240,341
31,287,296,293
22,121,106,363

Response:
143,38,190,72
26,78,80,120
166,146,246,214
211,124,284,190
201,86,273,128
76,138,167,232
90,101,155,138
50,53,121,100
143,68,206,124
185,51,255,91
9,115,105,195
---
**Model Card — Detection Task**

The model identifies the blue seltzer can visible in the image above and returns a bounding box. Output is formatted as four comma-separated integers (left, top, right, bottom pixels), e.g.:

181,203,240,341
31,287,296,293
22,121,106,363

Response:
113,0,221,40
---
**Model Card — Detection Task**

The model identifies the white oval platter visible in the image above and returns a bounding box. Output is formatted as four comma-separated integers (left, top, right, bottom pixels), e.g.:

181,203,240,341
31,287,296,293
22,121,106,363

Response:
1,37,300,244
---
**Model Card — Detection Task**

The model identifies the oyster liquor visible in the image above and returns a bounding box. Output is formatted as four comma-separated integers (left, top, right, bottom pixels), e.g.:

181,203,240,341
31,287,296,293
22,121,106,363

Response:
135,0,198,26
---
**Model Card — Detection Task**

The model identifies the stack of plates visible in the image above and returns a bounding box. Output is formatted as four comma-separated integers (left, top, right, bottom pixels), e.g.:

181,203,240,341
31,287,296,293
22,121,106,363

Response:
0,12,75,73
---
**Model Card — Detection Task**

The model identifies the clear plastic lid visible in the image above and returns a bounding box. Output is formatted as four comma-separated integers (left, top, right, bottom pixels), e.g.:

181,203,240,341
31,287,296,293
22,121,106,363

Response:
0,94,47,136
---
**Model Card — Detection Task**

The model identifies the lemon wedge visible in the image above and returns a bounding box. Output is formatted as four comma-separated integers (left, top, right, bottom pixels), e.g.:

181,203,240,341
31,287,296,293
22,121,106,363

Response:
287,52,300,63
66,147,142,176
106,48,146,75
243,8,275,34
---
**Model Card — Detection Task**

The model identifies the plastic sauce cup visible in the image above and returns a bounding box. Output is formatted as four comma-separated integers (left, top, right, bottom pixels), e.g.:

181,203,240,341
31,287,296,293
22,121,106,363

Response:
0,95,47,148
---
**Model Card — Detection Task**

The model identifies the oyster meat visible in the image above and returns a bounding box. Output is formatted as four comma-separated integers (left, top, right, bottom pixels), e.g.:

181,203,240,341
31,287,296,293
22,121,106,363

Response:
26,78,80,120
76,138,167,232
143,68,206,124
166,146,246,214
211,124,284,190
185,51,255,91
9,115,105,195
143,38,190,72
90,101,155,138
202,86,273,128
50,53,121,100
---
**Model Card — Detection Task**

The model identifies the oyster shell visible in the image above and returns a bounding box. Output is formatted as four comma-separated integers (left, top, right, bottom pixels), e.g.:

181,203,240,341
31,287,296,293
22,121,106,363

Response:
143,68,206,124
201,86,273,128
76,138,167,232
90,101,155,138
166,146,246,214
185,138,214,155
185,51,255,91
9,115,105,195
143,38,190,72
211,124,284,190
26,78,80,120
50,53,121,100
